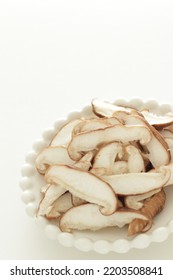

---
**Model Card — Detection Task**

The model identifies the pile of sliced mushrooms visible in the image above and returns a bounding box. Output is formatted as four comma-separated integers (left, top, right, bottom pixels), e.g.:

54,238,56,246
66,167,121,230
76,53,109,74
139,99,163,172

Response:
35,99,173,236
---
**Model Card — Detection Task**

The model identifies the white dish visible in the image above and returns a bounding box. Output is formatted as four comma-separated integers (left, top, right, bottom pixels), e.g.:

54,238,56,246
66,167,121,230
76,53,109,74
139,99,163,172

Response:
20,98,173,254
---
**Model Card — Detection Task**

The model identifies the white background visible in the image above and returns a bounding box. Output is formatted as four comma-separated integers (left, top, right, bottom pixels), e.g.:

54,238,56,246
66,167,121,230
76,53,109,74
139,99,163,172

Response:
0,0,173,259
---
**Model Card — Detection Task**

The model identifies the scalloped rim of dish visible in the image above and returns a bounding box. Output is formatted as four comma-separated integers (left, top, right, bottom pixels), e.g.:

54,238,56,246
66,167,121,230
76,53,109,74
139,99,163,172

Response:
20,97,173,254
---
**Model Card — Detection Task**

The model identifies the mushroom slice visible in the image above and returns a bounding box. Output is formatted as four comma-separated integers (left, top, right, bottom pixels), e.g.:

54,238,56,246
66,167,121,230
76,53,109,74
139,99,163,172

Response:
102,167,170,195
140,110,173,129
124,189,161,210
37,184,66,216
72,151,95,206
125,115,170,168
112,161,128,175
35,146,75,174
50,119,82,147
91,142,123,176
46,192,73,219
59,203,149,232
125,144,145,173
73,117,121,136
45,165,118,215
128,189,166,236
68,124,151,161
91,98,136,118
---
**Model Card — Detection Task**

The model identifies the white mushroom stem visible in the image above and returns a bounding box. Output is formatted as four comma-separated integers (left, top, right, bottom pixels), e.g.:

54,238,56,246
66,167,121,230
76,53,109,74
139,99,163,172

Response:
45,165,118,215
124,189,161,210
59,203,149,232
125,144,145,173
50,119,82,147
35,146,75,174
125,115,170,168
37,184,66,216
102,167,170,195
68,124,151,161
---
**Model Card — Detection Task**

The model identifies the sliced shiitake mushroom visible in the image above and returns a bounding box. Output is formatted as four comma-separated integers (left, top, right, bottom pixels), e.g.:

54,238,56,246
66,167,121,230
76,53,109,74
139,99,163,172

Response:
37,184,66,216
35,146,75,174
91,142,123,176
72,151,95,206
45,165,118,215
59,203,149,232
140,110,173,129
91,98,137,118
50,119,82,147
128,189,166,236
92,98,173,128
73,117,121,135
46,192,73,219
124,189,161,210
125,144,145,173
125,115,170,168
102,167,170,195
68,124,151,161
